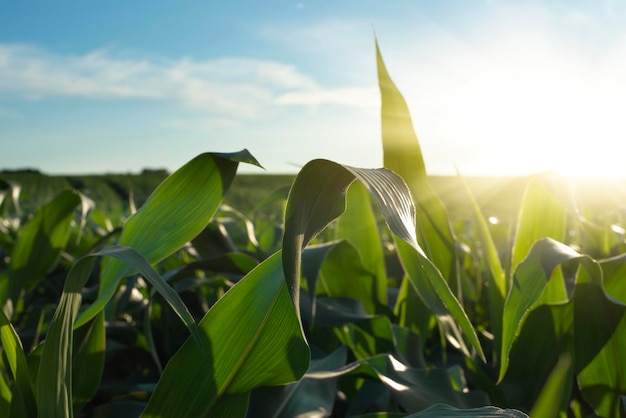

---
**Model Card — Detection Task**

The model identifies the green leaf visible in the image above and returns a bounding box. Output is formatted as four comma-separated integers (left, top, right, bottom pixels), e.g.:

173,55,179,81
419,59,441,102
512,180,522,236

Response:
301,241,338,319
511,178,567,280
500,304,573,411
71,311,105,415
377,40,459,293
248,345,348,418
574,266,626,418
142,251,310,417
458,174,506,361
318,240,380,314
396,239,484,361
394,275,432,340
599,253,626,304
499,238,583,381
37,246,199,418
405,403,528,417
529,353,573,418
76,150,259,327
335,181,387,309
5,190,84,306
0,375,11,418
0,308,37,417
307,354,488,412
282,159,483,361
337,316,395,360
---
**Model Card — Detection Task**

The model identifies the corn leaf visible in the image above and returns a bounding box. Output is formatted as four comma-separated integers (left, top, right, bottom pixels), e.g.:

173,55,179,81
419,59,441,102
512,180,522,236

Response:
76,150,260,327
404,404,529,417
247,345,348,418
458,174,506,361
499,236,626,417
37,246,199,418
376,41,459,293
282,160,484,362
499,238,582,381
5,190,85,306
141,251,310,417
0,308,36,417
529,353,573,418
306,354,490,411
318,240,380,314
574,264,626,417
500,303,573,412
71,311,105,415
511,179,566,271
335,181,387,309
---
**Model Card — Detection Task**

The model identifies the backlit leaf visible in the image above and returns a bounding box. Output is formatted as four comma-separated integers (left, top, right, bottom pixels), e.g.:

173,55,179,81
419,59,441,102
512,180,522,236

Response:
76,150,260,327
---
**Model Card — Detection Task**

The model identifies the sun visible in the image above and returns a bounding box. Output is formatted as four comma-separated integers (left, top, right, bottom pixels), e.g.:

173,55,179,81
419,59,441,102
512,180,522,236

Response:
447,72,626,179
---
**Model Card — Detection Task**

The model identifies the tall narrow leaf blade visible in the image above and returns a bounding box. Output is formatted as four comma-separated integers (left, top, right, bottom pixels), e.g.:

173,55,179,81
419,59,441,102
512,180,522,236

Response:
377,41,458,291
71,311,105,415
37,247,199,418
0,308,37,417
574,266,626,417
142,251,310,417
499,238,582,381
511,178,567,273
529,353,573,418
76,150,260,327
458,174,506,359
335,181,387,310
6,190,83,304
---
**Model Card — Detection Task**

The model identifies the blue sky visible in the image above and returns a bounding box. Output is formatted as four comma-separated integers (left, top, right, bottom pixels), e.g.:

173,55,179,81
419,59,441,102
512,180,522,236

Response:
1,1,625,176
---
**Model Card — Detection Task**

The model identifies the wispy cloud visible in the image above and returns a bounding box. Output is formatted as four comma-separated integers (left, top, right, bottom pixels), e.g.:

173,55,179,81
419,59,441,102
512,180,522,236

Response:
276,86,377,108
0,43,343,119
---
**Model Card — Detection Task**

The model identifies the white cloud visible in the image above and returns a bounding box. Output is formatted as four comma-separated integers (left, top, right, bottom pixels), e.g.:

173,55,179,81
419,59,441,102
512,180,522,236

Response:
164,117,243,132
0,43,325,119
276,86,377,108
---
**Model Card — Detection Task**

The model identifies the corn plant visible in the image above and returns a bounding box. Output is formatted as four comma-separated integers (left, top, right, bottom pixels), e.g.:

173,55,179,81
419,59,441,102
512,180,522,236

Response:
0,43,625,418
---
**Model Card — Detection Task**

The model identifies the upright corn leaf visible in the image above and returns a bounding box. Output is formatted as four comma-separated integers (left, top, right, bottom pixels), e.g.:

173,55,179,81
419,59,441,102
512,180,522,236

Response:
459,174,506,361
499,236,626,417
37,246,199,418
511,180,565,271
142,251,310,417
318,240,379,314
71,311,105,415
500,303,573,412
282,160,483,362
499,238,583,381
76,150,260,327
0,377,10,417
529,353,573,418
574,265,626,418
377,41,459,293
395,239,484,360
394,275,432,341
5,190,85,307
0,308,36,417
335,181,387,309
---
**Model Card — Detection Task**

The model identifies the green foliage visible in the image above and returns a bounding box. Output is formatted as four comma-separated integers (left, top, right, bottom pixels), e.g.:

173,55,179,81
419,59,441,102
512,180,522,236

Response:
0,44,625,418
